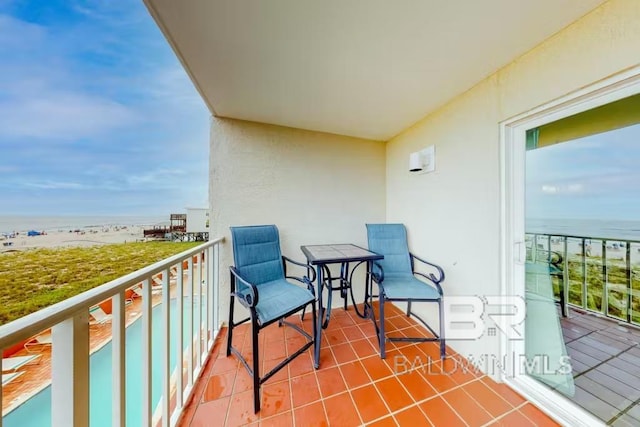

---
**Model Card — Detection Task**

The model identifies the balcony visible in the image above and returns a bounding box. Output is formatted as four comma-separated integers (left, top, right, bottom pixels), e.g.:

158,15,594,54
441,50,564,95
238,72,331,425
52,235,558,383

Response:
0,235,562,427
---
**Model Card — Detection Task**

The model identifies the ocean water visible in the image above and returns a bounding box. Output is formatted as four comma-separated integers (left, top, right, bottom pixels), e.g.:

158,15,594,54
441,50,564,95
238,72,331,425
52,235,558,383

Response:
0,215,168,234
527,218,640,241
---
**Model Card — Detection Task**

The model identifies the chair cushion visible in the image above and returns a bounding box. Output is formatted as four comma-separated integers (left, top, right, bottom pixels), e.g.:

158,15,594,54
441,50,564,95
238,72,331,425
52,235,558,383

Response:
379,274,441,300
231,225,284,285
366,224,413,276
240,279,315,324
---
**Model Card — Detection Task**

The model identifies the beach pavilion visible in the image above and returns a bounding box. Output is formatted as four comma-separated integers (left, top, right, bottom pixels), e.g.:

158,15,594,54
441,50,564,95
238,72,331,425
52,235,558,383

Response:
2,1,640,426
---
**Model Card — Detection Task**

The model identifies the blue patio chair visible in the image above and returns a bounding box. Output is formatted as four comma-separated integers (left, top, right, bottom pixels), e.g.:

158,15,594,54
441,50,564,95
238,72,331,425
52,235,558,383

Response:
366,223,446,359
227,225,316,413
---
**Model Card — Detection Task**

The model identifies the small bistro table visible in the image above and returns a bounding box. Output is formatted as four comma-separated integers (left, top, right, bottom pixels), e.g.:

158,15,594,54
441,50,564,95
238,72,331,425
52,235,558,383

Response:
300,244,383,368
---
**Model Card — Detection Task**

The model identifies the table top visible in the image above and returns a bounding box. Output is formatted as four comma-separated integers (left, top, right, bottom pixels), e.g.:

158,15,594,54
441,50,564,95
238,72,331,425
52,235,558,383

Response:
300,243,383,265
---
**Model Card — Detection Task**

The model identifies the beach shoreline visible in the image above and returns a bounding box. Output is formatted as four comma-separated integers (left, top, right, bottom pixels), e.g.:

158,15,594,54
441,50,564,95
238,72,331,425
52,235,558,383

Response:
1,226,147,251
0,215,170,251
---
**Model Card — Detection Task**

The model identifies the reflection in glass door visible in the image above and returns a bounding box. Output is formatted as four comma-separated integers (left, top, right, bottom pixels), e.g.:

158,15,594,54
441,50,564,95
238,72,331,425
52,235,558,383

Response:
523,97,640,425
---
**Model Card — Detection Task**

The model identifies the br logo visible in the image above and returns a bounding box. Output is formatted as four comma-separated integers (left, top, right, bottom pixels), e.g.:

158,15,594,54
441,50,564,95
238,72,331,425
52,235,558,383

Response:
444,296,525,341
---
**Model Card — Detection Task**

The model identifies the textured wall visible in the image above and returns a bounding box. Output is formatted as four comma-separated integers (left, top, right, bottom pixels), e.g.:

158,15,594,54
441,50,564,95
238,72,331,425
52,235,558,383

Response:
210,118,386,321
385,0,640,363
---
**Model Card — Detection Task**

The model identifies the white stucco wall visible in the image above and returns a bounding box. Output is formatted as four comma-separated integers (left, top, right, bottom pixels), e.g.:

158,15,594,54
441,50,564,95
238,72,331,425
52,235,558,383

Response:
210,117,386,322
386,0,640,363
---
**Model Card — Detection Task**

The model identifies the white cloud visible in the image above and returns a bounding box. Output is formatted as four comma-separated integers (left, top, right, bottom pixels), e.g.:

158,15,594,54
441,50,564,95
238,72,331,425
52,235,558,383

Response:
540,182,584,195
0,14,45,48
23,180,86,189
0,5,209,214
0,91,138,139
126,168,186,186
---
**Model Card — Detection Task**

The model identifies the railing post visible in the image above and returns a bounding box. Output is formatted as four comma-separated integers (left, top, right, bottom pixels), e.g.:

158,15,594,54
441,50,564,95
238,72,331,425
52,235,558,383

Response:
602,241,608,315
51,311,90,427
162,269,171,427
563,237,569,310
176,261,184,411
187,257,194,388
581,238,587,310
197,252,203,366
213,242,220,338
142,279,152,427
112,291,126,427
626,241,632,323
1,355,3,427
207,246,213,348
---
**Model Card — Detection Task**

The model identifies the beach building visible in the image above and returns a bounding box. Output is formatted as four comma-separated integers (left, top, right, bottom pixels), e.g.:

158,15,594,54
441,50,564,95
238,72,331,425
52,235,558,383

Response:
185,208,209,241
185,208,208,234
2,1,640,426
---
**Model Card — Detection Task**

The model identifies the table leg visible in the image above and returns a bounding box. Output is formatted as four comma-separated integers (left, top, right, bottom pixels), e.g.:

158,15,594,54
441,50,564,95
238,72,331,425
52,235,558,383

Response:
364,261,371,318
314,264,323,369
341,262,349,310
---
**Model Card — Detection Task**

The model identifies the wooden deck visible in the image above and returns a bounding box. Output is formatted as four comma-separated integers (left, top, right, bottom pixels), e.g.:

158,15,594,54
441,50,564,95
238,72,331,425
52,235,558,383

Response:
561,308,640,426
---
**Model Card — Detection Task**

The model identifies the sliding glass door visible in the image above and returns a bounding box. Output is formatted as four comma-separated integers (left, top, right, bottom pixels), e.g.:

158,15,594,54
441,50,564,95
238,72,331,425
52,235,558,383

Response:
501,70,640,426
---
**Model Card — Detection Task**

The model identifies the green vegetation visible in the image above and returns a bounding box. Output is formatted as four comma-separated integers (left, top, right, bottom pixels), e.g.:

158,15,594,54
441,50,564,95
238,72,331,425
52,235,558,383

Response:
555,254,640,324
0,242,199,325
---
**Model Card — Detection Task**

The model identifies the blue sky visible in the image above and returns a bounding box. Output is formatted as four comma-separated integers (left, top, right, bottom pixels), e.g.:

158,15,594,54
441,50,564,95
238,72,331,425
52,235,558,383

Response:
0,0,209,216
526,123,640,221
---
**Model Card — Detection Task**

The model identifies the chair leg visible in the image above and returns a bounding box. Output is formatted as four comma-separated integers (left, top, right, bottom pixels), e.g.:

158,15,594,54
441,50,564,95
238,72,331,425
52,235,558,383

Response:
438,300,446,359
560,280,567,317
379,296,386,359
226,293,235,357
252,318,261,413
407,301,412,317
311,301,318,363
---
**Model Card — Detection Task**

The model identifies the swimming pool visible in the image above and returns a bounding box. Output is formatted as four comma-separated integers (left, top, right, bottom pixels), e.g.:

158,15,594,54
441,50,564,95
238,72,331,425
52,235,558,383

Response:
3,297,201,426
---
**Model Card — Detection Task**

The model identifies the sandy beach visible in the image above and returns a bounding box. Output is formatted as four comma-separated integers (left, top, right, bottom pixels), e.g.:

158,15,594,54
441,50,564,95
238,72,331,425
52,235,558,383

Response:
1,226,147,251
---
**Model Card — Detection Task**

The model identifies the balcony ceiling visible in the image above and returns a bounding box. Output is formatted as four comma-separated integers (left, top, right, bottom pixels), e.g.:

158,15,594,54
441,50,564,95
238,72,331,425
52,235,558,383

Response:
144,0,605,141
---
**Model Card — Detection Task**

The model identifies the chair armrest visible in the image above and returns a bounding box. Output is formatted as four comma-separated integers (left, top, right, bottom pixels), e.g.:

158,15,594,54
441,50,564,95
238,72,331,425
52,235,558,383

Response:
282,255,317,285
413,271,444,296
411,253,445,284
549,251,563,270
230,266,259,307
369,261,384,283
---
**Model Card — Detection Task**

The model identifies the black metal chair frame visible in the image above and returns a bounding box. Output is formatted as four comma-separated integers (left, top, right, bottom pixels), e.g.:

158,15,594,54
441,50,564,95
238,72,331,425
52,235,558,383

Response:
368,253,446,360
227,256,317,413
548,251,567,317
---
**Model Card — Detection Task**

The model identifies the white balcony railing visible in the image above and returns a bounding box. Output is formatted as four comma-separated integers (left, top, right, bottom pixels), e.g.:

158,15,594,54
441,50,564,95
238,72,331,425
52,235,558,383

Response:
0,237,223,427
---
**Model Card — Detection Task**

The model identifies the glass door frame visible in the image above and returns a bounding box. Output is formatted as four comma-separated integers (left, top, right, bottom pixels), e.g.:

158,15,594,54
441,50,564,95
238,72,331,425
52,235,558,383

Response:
499,66,640,427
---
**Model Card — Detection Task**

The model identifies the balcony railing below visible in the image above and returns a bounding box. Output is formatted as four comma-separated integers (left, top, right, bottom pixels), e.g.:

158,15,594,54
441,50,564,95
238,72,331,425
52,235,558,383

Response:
0,237,223,427
526,233,640,325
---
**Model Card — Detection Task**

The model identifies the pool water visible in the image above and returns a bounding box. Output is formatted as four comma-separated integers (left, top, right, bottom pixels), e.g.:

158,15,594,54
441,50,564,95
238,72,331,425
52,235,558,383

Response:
3,297,202,426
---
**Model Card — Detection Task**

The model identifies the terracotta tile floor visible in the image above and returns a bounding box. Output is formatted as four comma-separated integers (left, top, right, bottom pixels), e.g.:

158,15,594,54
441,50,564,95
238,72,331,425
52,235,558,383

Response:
179,303,561,426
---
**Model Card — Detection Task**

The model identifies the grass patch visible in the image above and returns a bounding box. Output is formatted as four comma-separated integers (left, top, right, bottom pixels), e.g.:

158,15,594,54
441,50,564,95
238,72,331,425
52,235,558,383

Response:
0,241,200,325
